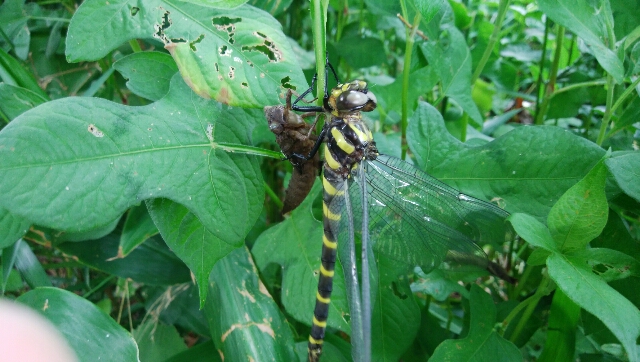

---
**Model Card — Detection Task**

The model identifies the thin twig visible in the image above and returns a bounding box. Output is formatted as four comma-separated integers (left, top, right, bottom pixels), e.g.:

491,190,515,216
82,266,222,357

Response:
396,14,429,40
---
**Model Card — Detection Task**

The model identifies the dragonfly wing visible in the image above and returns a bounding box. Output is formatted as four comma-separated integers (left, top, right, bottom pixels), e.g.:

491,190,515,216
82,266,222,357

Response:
357,154,514,275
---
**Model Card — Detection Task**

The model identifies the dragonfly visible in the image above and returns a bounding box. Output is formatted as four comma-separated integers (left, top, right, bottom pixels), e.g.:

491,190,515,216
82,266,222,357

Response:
278,56,516,362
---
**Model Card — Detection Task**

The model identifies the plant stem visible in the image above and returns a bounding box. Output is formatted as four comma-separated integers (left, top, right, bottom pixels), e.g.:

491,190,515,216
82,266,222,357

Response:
611,76,640,114
311,0,328,106
400,13,421,160
534,25,564,125
596,13,618,146
534,17,550,121
470,0,510,86
509,275,551,343
129,40,142,53
553,79,607,95
264,182,283,209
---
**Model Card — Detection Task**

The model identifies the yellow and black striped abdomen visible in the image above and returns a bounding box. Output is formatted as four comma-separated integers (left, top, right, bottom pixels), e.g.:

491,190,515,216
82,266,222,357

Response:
308,115,377,361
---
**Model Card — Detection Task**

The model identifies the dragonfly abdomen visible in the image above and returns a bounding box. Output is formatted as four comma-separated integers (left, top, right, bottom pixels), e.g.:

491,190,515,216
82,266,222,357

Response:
309,106,378,361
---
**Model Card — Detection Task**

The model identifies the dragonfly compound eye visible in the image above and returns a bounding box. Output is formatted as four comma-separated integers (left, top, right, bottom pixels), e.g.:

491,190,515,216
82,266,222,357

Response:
335,89,377,113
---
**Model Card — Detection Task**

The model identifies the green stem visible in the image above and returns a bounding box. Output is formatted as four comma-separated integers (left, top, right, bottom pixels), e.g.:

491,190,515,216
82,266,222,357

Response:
509,275,551,343
400,13,421,160
311,0,328,105
82,275,116,298
611,76,640,114
553,79,607,96
264,182,283,209
534,18,550,119
129,40,142,53
596,15,618,146
459,114,468,142
470,0,510,86
534,25,564,125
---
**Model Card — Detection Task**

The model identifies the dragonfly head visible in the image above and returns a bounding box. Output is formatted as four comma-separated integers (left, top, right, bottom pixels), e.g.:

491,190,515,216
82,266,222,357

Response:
328,80,377,115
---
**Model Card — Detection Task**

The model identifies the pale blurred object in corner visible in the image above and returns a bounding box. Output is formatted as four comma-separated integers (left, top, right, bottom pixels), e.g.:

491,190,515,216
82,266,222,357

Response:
0,298,78,362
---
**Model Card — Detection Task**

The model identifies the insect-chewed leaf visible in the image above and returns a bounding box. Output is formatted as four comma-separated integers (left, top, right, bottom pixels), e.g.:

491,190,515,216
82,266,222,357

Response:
66,0,307,108
0,75,264,248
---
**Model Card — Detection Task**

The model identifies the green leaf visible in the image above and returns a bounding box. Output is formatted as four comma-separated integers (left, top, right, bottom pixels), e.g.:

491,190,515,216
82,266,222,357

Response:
165,340,221,362
0,0,31,60
113,52,179,102
372,257,420,361
147,198,238,307
57,234,192,285
592,210,640,259
17,287,140,361
0,47,49,99
538,289,581,362
566,248,640,282
538,0,624,83
0,206,30,249
248,0,293,16
0,84,47,121
413,0,445,25
407,102,605,221
421,24,482,123
508,213,556,252
66,0,306,108
13,239,52,288
430,285,522,361
372,66,438,121
606,151,640,202
253,182,351,333
145,284,210,337
334,36,385,69
547,159,608,251
134,319,187,362
120,204,158,257
0,76,264,245
411,268,469,302
205,247,297,361
547,253,640,362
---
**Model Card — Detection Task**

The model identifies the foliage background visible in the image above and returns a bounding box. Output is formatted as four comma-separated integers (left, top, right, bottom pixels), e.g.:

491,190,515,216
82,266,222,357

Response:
0,0,639,361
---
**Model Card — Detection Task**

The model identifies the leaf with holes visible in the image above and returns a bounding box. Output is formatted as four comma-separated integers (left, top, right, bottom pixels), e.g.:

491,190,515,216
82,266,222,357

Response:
0,75,265,256
66,0,307,108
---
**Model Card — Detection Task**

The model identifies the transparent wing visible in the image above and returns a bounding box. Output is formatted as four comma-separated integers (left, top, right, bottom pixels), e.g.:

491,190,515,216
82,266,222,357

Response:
337,154,515,276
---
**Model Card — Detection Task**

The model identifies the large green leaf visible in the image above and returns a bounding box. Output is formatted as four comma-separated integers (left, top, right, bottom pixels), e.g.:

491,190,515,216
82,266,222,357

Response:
371,257,420,361
119,204,158,257
134,319,187,362
252,182,351,333
145,284,210,337
538,0,624,83
13,239,52,288
429,285,521,361
0,75,264,246
508,213,556,252
547,159,608,251
205,247,297,361
17,287,140,361
57,234,191,285
147,198,238,306
407,102,605,221
66,0,307,108
420,24,482,123
0,84,47,121
547,253,640,362
113,52,179,102
606,151,640,202
0,207,30,249
538,289,581,362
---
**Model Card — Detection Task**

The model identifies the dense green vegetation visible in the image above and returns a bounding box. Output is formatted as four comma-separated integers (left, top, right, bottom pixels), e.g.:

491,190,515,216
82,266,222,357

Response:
1,0,639,361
